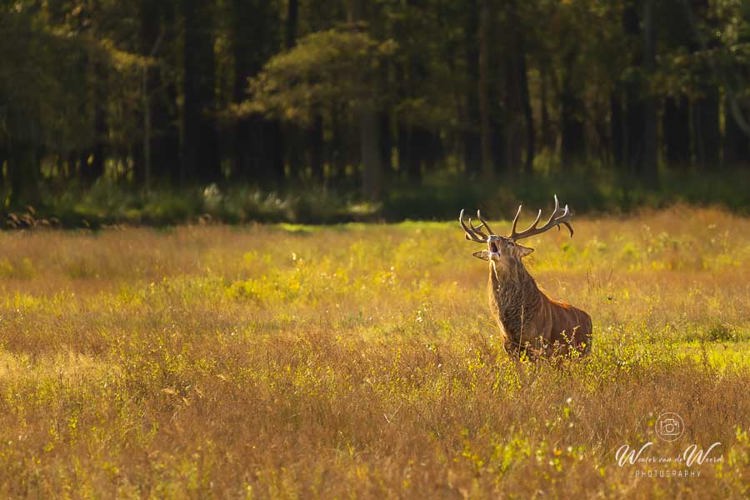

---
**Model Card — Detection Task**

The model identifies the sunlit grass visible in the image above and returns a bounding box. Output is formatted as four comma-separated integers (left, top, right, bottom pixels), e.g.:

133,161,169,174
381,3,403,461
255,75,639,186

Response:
0,206,748,497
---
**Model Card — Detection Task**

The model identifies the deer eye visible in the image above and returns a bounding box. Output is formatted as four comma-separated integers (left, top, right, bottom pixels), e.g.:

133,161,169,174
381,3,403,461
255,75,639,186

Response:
507,241,515,246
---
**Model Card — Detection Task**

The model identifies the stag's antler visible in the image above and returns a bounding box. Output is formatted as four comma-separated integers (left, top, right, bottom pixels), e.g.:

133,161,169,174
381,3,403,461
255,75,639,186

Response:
459,209,495,242
509,194,574,241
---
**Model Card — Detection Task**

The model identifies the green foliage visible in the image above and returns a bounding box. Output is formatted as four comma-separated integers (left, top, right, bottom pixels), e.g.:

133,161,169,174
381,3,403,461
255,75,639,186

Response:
0,1,145,152
240,28,397,123
3,0,750,215
5,165,750,228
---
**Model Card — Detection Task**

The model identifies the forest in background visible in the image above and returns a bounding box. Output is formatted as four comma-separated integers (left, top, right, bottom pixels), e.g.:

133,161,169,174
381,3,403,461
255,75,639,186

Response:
2,0,750,223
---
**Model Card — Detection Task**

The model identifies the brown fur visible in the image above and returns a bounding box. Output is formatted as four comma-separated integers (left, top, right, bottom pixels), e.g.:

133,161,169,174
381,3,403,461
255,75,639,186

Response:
482,238,592,359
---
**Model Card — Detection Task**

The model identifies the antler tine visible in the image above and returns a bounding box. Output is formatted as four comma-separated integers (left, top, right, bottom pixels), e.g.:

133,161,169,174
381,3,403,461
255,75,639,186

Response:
508,194,575,241
510,204,523,236
459,209,489,243
468,216,490,239
510,205,542,239
545,194,560,227
559,203,574,237
549,195,574,237
476,209,494,236
529,208,543,231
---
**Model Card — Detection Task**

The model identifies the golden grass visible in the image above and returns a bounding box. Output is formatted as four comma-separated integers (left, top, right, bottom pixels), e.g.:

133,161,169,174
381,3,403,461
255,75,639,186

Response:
0,206,748,498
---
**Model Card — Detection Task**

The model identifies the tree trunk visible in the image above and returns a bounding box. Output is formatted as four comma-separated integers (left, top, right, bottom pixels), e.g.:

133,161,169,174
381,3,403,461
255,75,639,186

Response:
501,0,532,176
398,122,417,181
309,114,324,181
621,0,640,175
641,0,658,185
360,106,383,200
9,144,40,207
624,84,644,174
420,127,443,173
0,147,8,189
519,49,535,176
560,48,585,169
504,49,522,174
139,0,157,188
478,0,493,179
540,64,554,152
139,65,150,188
89,61,107,183
724,96,749,166
231,0,283,185
692,87,720,170
138,0,180,186
79,43,107,185
463,1,481,175
610,90,624,166
329,103,347,181
682,0,719,171
183,0,220,184
379,111,392,177
349,0,383,199
285,0,298,50
663,96,690,167
281,0,305,183
76,0,107,185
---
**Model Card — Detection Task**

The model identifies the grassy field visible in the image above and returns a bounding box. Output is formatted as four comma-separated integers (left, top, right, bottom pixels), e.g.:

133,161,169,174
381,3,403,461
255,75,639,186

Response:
0,206,748,498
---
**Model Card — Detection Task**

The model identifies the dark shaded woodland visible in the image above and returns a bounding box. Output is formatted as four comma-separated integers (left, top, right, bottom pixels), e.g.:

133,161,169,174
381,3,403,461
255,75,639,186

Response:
1,0,750,207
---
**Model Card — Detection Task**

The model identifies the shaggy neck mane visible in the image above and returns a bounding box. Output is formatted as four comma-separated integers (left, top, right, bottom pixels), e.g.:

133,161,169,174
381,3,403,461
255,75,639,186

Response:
490,258,542,342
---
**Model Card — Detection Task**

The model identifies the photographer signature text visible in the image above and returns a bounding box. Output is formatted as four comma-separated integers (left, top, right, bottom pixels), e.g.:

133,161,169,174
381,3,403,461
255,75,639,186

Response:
615,442,723,468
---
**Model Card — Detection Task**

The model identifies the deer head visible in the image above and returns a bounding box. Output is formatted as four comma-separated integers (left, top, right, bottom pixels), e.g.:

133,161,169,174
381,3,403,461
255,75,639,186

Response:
459,195,574,262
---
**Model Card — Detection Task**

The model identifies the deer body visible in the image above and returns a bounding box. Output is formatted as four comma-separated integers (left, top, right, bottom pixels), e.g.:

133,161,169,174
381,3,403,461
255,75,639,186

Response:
487,255,592,358
460,195,592,359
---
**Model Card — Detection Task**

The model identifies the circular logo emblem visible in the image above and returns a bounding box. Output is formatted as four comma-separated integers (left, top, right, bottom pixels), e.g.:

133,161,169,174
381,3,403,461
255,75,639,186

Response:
655,412,685,442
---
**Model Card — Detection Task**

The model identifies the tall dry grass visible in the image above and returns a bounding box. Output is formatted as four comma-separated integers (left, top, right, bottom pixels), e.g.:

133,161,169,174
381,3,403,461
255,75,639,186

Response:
0,206,748,498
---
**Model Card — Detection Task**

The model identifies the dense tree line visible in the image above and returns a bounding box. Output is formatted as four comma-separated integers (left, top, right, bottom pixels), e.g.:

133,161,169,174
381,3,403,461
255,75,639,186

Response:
1,0,749,205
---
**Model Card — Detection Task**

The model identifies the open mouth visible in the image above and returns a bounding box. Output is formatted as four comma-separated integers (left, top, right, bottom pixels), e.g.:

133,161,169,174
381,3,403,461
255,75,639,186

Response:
489,241,499,253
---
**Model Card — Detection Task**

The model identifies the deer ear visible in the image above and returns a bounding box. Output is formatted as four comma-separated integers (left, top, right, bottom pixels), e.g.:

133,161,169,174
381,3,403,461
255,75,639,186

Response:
472,250,490,261
517,244,534,257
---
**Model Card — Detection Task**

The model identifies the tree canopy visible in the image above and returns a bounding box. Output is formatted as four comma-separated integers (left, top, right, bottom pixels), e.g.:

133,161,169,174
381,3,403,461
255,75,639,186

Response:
1,0,750,207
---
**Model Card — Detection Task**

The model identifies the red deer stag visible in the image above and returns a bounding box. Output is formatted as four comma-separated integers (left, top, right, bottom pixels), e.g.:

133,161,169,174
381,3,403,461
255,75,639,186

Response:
459,195,592,359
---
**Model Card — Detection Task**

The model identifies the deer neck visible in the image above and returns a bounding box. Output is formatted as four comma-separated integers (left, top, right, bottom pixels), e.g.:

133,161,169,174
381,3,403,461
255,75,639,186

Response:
488,258,542,340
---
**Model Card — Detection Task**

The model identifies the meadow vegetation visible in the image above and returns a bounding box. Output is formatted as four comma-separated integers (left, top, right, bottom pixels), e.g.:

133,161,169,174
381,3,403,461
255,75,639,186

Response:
0,206,748,497
9,166,750,228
